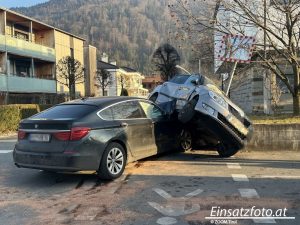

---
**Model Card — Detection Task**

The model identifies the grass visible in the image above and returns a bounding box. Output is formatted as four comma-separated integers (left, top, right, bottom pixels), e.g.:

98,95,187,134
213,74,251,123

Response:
249,114,300,124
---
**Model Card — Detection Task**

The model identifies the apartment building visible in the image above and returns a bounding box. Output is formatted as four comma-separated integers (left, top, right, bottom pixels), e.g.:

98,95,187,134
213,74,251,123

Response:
0,7,86,104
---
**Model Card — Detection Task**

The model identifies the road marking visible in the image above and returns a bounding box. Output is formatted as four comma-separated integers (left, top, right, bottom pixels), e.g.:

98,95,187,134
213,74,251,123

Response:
253,218,276,223
227,163,241,169
0,139,17,143
232,174,249,182
149,188,203,224
238,188,259,198
0,150,13,154
261,175,300,179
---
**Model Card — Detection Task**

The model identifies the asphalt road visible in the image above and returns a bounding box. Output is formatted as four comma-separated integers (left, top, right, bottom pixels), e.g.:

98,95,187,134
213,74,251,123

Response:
0,138,299,225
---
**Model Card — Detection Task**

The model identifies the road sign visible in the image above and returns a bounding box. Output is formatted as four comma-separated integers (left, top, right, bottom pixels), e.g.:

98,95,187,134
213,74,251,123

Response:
217,34,256,63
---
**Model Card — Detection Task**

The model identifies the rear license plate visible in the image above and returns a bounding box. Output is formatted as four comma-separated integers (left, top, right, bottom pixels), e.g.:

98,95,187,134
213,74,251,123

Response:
29,134,51,142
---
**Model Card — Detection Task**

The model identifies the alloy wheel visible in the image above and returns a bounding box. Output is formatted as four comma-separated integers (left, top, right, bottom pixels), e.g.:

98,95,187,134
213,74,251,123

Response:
106,147,124,175
180,130,192,151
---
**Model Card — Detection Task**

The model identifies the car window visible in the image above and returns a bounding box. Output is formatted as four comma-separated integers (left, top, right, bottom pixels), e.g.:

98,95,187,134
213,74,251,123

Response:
31,104,97,119
186,75,200,85
112,101,144,119
100,101,144,120
139,101,163,119
168,75,190,84
98,107,114,120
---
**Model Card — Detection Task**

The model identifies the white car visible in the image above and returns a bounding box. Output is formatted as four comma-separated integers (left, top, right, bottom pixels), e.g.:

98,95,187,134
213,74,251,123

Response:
148,74,253,157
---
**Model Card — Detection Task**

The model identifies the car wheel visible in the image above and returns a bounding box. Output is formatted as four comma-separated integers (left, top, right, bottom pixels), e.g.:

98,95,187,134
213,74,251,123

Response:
149,93,158,103
217,143,239,158
98,143,126,180
178,129,192,152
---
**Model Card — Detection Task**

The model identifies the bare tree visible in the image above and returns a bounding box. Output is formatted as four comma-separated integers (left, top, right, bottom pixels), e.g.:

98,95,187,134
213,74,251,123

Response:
169,0,300,115
118,74,129,96
56,56,84,100
95,69,112,96
152,43,181,81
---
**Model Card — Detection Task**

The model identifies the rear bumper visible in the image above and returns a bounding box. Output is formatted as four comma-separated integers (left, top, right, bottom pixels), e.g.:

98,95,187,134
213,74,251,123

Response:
13,149,99,172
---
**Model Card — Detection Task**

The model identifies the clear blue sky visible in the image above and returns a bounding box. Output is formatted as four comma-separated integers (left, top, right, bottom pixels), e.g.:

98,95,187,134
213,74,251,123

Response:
0,0,49,8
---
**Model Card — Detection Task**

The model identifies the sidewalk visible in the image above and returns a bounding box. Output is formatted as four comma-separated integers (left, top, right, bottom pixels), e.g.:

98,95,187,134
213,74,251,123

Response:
0,132,17,140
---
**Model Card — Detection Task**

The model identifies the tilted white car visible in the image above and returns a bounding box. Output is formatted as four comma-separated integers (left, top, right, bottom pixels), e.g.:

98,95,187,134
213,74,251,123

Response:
148,74,253,157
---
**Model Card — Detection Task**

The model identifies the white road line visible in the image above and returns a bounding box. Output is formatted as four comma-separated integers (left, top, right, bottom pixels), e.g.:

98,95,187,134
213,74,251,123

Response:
253,218,276,223
238,188,259,198
0,139,17,143
261,175,300,179
0,150,13,154
232,174,249,182
227,163,241,169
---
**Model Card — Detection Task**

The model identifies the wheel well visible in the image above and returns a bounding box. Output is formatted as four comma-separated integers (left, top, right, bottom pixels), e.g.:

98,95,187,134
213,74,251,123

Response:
191,95,199,101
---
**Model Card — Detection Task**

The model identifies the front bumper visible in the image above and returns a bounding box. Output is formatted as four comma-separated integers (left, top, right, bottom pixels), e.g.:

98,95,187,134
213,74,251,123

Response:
194,100,253,148
13,149,99,172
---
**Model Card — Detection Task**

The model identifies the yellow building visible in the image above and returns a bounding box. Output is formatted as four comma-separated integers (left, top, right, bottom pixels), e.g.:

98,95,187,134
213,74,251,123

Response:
97,60,148,97
0,7,86,104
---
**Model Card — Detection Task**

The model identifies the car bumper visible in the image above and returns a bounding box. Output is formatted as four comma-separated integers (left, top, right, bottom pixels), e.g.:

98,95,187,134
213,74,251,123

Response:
13,149,99,172
193,99,253,148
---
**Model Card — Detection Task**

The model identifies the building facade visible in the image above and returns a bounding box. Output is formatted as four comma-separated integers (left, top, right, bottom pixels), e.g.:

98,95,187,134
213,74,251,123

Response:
97,60,148,98
84,44,97,97
0,7,86,104
142,75,163,93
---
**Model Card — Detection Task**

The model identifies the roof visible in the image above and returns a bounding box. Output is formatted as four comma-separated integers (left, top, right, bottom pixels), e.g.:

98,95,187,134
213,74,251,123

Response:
0,7,85,41
62,96,145,108
121,66,137,73
97,60,119,70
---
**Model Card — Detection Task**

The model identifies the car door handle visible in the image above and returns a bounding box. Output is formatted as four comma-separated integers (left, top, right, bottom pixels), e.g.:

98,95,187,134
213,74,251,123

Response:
120,122,128,128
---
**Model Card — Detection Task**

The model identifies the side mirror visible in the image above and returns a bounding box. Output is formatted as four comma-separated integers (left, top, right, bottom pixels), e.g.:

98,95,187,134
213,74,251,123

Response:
191,79,199,85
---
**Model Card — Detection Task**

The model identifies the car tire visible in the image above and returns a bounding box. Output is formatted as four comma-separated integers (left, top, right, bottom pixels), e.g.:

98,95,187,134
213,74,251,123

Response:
149,93,158,103
217,143,239,158
178,98,198,124
97,142,126,180
178,129,192,152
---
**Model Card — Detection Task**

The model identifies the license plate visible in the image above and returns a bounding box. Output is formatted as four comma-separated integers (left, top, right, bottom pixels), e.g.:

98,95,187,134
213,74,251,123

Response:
29,134,51,142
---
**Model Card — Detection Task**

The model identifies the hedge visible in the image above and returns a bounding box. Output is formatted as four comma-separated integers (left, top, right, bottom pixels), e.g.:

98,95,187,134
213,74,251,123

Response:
0,104,52,133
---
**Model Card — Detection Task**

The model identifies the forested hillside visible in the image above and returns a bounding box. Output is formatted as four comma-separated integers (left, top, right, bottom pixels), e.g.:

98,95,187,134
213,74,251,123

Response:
13,0,177,74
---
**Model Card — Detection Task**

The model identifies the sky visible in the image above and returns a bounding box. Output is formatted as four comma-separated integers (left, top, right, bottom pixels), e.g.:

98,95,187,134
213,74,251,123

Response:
0,0,49,8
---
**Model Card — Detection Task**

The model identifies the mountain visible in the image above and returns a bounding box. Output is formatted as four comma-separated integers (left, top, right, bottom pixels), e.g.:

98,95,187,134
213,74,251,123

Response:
12,0,177,74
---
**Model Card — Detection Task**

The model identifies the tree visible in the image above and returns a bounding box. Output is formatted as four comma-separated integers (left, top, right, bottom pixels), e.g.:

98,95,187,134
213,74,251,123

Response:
169,0,300,115
95,68,112,96
152,43,181,81
118,74,129,96
56,56,84,100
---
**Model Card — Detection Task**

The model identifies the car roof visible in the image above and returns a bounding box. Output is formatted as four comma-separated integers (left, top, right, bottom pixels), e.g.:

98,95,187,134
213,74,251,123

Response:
60,96,147,108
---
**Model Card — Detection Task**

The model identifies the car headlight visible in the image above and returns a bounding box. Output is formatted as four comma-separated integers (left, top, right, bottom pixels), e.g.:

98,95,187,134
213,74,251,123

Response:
208,91,227,108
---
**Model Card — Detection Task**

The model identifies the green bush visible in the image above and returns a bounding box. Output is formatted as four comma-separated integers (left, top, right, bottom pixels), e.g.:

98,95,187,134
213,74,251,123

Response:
0,104,52,133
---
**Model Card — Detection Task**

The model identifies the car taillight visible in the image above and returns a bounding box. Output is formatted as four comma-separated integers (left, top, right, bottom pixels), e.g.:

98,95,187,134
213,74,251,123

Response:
70,127,90,141
53,127,90,141
18,130,26,140
53,131,71,141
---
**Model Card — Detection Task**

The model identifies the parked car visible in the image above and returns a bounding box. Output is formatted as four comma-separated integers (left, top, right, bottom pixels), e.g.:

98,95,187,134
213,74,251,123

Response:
148,74,253,157
14,97,185,180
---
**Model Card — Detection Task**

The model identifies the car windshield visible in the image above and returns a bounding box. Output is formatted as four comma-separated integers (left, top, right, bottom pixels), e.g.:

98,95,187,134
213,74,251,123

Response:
31,104,97,119
169,75,190,84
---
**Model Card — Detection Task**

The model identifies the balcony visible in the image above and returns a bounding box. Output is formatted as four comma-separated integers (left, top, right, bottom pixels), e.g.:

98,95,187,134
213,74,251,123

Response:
0,74,56,93
0,35,56,62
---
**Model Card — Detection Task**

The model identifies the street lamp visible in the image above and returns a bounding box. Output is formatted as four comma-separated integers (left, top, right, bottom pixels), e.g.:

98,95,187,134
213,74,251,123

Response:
175,65,191,75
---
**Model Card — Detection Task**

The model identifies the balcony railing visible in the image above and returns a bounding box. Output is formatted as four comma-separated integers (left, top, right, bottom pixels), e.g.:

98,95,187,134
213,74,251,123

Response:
0,35,56,62
0,74,56,93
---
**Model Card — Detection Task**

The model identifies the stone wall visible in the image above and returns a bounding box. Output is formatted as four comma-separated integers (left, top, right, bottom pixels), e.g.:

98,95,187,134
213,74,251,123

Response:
245,124,300,151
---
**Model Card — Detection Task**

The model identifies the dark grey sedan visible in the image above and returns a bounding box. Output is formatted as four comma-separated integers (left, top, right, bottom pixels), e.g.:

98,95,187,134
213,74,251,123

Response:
14,97,184,180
